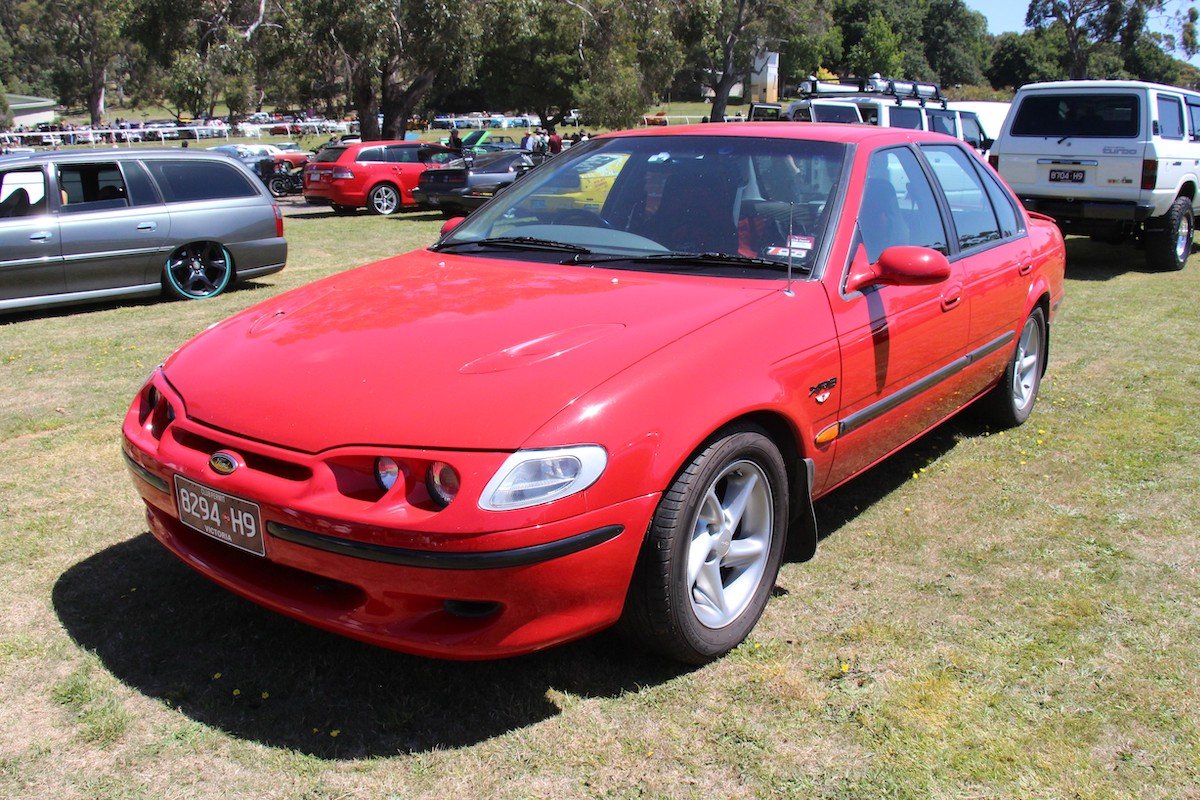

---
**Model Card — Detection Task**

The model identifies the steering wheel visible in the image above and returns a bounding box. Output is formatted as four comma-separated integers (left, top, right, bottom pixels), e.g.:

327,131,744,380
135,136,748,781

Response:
556,209,613,229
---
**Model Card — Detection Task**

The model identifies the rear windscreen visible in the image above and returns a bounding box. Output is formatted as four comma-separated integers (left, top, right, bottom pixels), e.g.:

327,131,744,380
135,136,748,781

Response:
313,147,347,163
1011,94,1140,138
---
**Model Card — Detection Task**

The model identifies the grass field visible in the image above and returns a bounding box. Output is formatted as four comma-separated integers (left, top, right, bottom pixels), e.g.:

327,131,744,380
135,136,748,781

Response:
0,204,1197,799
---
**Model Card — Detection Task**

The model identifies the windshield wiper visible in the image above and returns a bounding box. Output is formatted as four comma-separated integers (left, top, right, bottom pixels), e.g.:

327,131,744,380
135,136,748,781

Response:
431,236,592,254
569,251,795,271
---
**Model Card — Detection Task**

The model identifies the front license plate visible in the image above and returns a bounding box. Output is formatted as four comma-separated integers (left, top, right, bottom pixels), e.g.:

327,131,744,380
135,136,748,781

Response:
1049,169,1085,183
174,475,265,557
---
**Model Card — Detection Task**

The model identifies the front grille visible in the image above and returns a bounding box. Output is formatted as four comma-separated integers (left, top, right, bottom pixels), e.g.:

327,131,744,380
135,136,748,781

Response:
171,428,312,482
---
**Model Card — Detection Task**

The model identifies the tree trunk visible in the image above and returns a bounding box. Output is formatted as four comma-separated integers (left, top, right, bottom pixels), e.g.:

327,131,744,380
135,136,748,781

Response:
88,68,107,125
352,67,380,141
381,66,437,140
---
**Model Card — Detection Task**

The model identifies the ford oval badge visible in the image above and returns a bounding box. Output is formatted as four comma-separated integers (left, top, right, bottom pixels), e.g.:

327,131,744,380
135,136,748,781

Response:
209,451,239,475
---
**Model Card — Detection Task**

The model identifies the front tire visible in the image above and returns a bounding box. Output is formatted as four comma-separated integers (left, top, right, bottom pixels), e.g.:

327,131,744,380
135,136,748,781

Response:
1145,196,1193,271
163,242,233,300
367,183,401,215
980,307,1046,428
622,426,788,664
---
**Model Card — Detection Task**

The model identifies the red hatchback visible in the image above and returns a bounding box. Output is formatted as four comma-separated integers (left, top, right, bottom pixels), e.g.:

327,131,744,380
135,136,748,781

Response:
125,124,1065,663
303,140,457,214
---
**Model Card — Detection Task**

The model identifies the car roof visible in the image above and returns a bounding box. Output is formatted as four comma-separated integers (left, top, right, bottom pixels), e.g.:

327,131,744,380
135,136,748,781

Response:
1019,79,1200,96
0,149,242,167
598,122,963,147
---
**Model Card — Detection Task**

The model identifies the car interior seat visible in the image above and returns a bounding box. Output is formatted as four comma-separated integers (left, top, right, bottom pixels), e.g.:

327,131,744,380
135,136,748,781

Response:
859,177,909,262
648,159,743,253
0,187,31,218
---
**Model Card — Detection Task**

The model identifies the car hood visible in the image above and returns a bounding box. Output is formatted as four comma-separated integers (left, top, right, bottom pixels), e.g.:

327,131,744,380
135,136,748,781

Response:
163,250,775,453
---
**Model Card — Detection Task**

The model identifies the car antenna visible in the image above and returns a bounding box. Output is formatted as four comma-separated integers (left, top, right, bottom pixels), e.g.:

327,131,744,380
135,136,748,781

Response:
785,202,796,296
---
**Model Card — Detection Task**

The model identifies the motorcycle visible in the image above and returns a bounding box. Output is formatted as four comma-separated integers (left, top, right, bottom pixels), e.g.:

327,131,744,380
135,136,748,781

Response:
265,163,305,198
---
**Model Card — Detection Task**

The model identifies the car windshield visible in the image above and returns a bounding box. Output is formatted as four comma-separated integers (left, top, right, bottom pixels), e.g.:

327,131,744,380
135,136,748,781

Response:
436,134,848,277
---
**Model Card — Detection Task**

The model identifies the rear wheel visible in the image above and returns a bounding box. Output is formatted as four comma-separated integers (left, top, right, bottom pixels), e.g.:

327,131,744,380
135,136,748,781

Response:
980,307,1046,428
622,426,788,663
163,242,233,300
367,183,401,215
267,175,289,198
1145,196,1193,271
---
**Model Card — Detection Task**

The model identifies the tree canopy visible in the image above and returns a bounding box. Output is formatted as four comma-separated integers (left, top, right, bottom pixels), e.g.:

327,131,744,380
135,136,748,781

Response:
1,0,1198,132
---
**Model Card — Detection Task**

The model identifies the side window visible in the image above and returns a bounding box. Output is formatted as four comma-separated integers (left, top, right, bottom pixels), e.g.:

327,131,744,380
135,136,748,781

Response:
927,110,957,137
1157,95,1184,139
122,161,161,206
858,105,880,125
889,106,923,130
0,169,48,218
860,147,949,263
426,150,458,165
1188,103,1200,140
387,147,419,164
143,160,260,203
356,147,385,163
960,114,984,149
922,145,1002,250
975,162,1022,238
58,163,129,213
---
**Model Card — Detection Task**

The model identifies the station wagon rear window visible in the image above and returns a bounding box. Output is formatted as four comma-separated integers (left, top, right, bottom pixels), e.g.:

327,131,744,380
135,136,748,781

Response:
1011,94,1140,138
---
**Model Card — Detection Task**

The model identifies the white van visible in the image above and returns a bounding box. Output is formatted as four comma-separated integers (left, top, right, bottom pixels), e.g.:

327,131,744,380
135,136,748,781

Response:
990,79,1200,270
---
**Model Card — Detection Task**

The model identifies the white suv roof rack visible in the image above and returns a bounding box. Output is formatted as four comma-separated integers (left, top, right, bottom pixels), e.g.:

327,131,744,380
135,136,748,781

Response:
797,73,948,108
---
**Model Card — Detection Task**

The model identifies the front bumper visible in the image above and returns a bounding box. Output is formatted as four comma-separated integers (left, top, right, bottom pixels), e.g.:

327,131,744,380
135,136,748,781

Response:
122,381,654,659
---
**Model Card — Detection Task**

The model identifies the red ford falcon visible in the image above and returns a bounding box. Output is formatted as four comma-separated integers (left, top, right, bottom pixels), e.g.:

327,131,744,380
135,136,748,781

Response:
123,124,1065,663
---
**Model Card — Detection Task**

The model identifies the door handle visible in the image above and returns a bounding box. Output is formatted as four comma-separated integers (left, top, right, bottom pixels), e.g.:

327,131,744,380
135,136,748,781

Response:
1018,260,1033,276
28,231,53,241
941,288,962,312
137,222,157,231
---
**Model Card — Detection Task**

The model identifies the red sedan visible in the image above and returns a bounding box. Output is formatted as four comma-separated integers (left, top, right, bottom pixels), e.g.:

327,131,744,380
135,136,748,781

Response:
124,124,1065,663
303,140,457,214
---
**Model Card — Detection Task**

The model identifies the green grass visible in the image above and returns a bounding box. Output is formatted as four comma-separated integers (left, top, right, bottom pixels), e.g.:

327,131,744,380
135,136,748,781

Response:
1,215,1198,798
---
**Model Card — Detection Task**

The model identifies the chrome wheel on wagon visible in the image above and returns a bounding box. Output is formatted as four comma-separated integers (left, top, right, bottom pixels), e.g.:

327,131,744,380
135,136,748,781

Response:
163,242,233,300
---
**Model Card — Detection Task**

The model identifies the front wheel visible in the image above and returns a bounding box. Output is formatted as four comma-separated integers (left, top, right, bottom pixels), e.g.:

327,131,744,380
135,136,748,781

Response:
367,183,401,215
622,426,789,664
980,307,1046,428
163,242,233,300
1145,196,1193,271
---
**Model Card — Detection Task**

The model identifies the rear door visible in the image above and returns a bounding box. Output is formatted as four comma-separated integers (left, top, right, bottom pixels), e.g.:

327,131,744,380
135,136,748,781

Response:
0,166,63,304
57,160,169,293
996,90,1145,200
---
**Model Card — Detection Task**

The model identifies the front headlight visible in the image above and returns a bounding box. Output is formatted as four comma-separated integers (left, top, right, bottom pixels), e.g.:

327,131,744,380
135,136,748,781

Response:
479,446,607,511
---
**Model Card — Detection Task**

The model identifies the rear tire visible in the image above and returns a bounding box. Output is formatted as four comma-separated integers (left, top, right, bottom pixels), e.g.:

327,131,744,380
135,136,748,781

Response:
979,307,1046,428
1145,196,1193,271
163,242,233,300
267,175,289,198
622,425,788,664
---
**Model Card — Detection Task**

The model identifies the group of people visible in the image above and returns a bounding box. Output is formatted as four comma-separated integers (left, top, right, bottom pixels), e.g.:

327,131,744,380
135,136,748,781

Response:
519,128,592,154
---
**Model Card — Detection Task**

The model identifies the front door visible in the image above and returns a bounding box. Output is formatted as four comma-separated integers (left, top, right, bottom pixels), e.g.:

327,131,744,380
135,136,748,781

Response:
0,166,64,306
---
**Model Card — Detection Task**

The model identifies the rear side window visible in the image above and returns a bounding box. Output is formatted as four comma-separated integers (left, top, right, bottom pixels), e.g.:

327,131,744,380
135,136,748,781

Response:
386,146,420,164
960,114,984,148
0,168,48,218
58,162,129,213
813,105,860,124
889,106,923,129
1011,93,1140,138
1157,95,1184,139
356,147,386,163
1189,103,1200,139
143,160,260,203
927,110,957,137
922,145,1002,250
122,161,161,206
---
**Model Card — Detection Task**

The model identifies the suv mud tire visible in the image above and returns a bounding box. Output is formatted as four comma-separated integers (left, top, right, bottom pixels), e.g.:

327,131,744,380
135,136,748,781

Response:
1145,196,1193,271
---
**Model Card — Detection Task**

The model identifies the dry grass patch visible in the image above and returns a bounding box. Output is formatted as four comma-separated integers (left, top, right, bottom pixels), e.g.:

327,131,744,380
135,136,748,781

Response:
1,229,1198,798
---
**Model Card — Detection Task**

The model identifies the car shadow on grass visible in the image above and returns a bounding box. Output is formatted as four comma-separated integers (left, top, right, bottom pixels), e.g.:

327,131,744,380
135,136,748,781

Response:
1062,235,1186,281
0,281,276,325
51,535,691,758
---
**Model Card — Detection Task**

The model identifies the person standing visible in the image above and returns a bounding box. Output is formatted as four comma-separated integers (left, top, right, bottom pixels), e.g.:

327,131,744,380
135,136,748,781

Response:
547,128,563,155
520,129,535,151
448,128,463,152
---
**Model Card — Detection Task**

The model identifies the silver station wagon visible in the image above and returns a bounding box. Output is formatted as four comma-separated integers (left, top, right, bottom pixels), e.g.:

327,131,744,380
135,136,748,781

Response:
0,150,287,313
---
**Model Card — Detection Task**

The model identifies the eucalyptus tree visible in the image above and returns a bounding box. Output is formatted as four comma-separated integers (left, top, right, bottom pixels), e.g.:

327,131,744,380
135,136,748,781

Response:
38,0,132,123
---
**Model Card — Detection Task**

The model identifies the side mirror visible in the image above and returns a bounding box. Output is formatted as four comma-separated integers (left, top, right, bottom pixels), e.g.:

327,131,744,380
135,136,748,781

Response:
844,245,951,294
440,216,466,236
